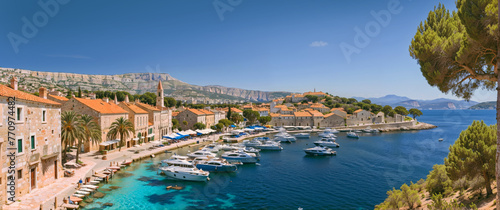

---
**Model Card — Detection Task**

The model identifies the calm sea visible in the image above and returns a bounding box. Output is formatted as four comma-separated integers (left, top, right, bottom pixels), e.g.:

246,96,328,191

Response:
83,110,496,210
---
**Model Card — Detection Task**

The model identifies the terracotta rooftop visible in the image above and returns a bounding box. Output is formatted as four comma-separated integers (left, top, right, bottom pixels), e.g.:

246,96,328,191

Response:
120,102,148,114
74,98,127,114
187,108,205,115
331,108,346,112
172,111,179,117
310,103,325,108
307,110,324,117
354,109,364,113
48,94,69,101
199,109,214,115
294,112,312,117
0,85,60,105
303,91,327,96
270,113,281,117
148,122,153,126
136,102,160,111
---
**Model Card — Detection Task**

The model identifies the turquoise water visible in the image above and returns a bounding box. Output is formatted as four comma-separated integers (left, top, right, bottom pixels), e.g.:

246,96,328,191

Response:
83,110,496,210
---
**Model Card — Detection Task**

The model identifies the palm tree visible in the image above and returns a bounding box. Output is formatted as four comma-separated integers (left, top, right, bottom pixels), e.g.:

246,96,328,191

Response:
61,111,81,163
107,117,135,151
77,114,102,163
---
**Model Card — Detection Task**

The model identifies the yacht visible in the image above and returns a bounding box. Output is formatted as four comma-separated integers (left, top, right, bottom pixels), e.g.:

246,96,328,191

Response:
219,144,240,151
256,141,283,151
243,147,261,156
159,157,210,181
273,134,297,143
221,151,259,164
318,129,338,137
294,133,310,139
194,159,238,172
363,127,378,133
159,165,210,182
314,138,340,148
253,137,269,141
347,131,359,139
243,139,262,147
161,155,190,167
187,150,216,159
304,146,336,156
202,144,221,153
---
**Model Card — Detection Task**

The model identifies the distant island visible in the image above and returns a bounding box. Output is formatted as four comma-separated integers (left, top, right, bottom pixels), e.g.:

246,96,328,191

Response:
469,101,496,110
354,94,478,110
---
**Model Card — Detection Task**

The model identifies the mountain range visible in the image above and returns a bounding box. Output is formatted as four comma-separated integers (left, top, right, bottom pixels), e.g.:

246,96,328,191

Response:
469,101,496,110
0,68,289,102
353,94,479,110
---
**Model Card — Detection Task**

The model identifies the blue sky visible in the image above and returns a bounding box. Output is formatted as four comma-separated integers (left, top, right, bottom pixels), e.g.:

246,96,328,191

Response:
0,0,496,102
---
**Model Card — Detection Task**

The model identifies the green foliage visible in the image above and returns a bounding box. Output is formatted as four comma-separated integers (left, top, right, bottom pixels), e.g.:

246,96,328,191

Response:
427,194,466,210
61,111,80,163
193,122,206,130
401,183,421,209
215,123,224,131
375,188,403,210
394,106,409,116
347,98,358,104
172,119,179,130
77,114,102,163
381,105,393,116
231,113,244,124
305,95,319,103
107,117,135,152
218,119,233,127
164,97,176,107
176,100,182,108
243,110,260,124
444,120,496,195
258,116,271,125
362,99,371,104
426,164,453,196
226,107,232,120
140,92,157,105
78,87,82,98
409,108,423,119
409,2,497,100
182,120,188,126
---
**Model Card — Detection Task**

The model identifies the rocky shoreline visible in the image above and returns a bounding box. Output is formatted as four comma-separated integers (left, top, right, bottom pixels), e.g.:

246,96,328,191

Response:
378,122,437,132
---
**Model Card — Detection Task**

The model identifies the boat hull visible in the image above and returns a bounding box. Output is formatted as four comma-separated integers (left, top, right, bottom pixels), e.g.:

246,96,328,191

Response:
196,164,237,172
222,157,258,164
304,151,336,156
161,169,209,182
314,142,339,148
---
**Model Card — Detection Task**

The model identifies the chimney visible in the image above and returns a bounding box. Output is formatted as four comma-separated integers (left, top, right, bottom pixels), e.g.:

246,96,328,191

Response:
114,95,118,104
10,77,18,90
103,97,109,103
39,87,47,99
125,95,129,103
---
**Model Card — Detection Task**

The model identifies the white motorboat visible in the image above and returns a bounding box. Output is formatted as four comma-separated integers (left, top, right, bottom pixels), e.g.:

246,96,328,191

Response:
187,150,216,159
194,159,238,172
253,137,270,141
202,144,221,153
318,129,338,137
304,146,336,156
314,138,340,148
159,165,210,182
273,135,296,142
294,133,310,139
256,141,283,151
221,151,259,164
219,144,240,151
243,139,262,147
363,127,379,133
161,155,190,167
347,131,359,139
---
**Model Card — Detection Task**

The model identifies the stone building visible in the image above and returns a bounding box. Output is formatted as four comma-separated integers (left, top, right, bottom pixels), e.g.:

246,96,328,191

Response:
134,101,160,143
0,78,63,205
175,109,206,130
320,113,345,127
118,99,149,146
61,97,128,152
47,94,68,104
199,109,215,128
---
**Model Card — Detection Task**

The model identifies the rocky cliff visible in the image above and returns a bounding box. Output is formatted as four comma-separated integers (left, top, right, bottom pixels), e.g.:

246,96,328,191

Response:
0,68,289,101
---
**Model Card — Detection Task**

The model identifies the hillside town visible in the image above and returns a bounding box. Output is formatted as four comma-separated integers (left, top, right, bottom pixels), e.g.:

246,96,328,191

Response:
0,76,414,208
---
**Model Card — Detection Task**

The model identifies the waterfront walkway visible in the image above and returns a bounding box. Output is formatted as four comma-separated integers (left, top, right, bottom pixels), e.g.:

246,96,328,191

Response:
4,134,221,210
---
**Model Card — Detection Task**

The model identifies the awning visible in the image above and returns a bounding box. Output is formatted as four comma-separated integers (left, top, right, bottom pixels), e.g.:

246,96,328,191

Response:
147,134,155,138
230,125,236,128
132,138,139,141
99,139,120,146
184,130,197,135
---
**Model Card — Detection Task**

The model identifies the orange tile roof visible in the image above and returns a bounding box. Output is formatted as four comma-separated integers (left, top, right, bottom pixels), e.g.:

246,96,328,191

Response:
331,108,345,112
187,108,205,115
310,103,325,108
120,102,148,114
172,111,179,117
148,122,153,126
282,114,294,117
199,109,214,115
270,113,281,117
307,110,324,117
324,113,334,118
136,102,160,111
294,112,312,117
0,85,60,105
48,94,69,101
354,109,364,113
303,91,327,96
74,98,127,114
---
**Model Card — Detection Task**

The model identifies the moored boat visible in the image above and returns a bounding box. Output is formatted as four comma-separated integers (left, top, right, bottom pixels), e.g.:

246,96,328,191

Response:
194,159,238,172
221,151,259,164
256,141,283,151
304,146,336,156
314,138,340,148
294,133,310,139
347,131,359,139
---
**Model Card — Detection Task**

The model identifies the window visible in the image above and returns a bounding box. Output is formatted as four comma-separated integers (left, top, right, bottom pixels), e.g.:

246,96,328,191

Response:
42,110,46,122
17,138,23,153
16,107,22,121
30,135,35,150
17,169,22,179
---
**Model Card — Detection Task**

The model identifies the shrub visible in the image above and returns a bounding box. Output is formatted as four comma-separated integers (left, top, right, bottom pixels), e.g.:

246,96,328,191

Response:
426,164,453,196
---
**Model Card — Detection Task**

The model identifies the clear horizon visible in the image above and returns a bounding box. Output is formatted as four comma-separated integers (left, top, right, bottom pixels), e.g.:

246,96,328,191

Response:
1,0,496,102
